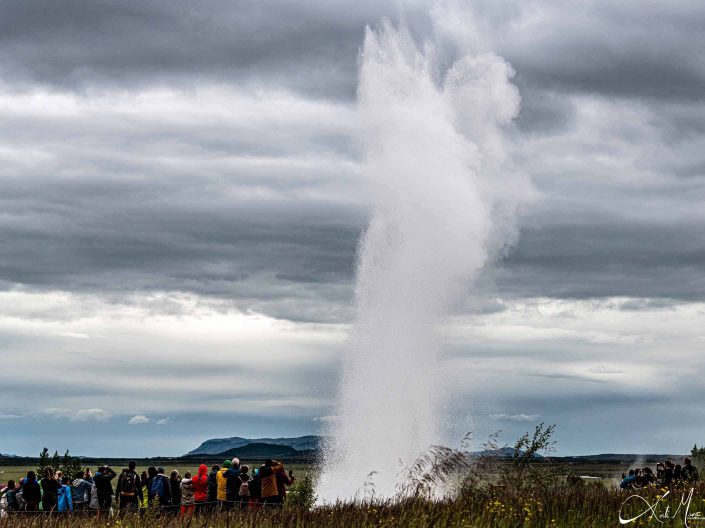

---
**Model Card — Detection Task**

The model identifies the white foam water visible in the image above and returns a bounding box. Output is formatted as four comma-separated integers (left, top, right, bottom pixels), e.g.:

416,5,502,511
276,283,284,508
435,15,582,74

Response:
318,14,527,501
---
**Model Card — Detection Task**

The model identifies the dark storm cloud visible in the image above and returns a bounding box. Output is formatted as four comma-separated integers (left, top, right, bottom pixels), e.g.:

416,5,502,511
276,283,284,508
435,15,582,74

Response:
0,0,704,318
498,1,705,102
513,84,576,134
501,389,668,414
0,189,362,319
494,219,705,301
2,0,704,106
0,65,365,321
0,0,392,98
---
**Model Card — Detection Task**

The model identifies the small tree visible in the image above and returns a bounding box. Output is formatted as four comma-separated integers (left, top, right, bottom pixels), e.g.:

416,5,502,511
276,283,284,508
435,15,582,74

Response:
58,449,83,479
512,423,556,474
37,447,51,476
38,447,82,479
691,444,705,472
500,423,558,492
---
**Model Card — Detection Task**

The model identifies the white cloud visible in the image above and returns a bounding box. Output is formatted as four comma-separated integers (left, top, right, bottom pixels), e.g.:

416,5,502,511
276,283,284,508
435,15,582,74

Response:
71,409,112,422
55,331,92,339
588,365,625,375
0,288,341,420
128,415,150,425
313,415,338,423
34,408,112,422
0,413,22,420
155,417,171,425
35,408,73,420
490,413,541,423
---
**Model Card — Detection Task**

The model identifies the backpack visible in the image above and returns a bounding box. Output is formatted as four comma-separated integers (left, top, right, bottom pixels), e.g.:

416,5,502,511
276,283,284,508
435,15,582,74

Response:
249,475,261,499
150,475,167,498
16,489,25,510
89,483,99,510
121,471,138,496
208,472,218,500
226,471,241,500
239,481,249,497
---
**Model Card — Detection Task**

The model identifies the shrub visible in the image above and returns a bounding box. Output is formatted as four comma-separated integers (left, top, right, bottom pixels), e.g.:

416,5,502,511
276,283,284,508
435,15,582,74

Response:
288,473,318,511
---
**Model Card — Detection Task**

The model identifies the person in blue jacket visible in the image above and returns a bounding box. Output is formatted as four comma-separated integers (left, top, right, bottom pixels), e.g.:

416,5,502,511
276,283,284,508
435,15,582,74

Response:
57,476,74,513
72,470,93,510
620,469,638,490
2,480,19,512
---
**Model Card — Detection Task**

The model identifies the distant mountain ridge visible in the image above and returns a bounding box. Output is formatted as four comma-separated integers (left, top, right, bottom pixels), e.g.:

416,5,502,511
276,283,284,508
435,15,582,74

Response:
211,443,302,459
566,453,686,462
467,449,687,462
468,450,686,463
186,435,321,456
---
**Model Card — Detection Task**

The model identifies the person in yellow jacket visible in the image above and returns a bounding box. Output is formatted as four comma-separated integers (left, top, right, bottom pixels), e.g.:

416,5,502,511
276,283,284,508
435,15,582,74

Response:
216,460,231,508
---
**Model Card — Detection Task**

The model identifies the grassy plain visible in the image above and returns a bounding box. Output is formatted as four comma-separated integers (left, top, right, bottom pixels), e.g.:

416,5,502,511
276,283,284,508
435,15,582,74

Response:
0,462,312,485
1,482,703,527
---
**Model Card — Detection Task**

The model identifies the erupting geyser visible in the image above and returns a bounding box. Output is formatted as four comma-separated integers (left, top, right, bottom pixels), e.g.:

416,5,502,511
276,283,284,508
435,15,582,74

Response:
318,15,528,501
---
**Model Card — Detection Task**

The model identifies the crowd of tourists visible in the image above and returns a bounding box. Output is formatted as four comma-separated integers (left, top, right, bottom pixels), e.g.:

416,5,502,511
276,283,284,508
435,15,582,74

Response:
620,457,699,490
0,457,295,515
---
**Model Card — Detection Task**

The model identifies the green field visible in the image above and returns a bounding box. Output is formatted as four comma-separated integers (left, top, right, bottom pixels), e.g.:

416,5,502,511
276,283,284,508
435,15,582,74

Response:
1,460,626,489
1,478,702,527
0,462,312,487
1,459,638,491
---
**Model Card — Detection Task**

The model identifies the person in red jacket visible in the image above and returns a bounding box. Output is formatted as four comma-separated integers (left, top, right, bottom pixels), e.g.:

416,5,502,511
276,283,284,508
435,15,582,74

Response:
191,464,209,512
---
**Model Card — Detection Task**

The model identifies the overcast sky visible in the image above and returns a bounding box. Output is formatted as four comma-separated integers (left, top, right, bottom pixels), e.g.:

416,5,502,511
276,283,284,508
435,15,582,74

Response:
2,0,705,458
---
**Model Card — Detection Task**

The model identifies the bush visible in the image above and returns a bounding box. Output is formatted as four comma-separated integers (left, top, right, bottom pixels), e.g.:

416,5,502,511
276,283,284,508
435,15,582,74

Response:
288,473,317,511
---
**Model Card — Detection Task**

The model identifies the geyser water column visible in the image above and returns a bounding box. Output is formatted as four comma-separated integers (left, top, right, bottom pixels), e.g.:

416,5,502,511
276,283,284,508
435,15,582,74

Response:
319,20,524,501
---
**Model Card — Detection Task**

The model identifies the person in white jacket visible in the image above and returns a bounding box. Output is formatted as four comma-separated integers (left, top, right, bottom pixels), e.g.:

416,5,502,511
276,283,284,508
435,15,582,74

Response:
180,472,195,517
